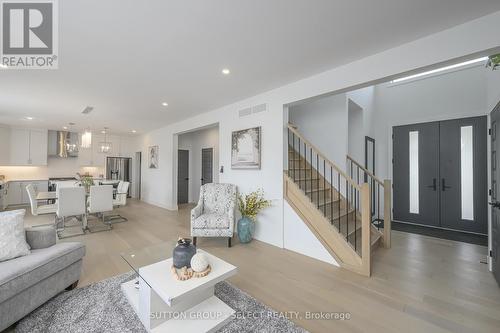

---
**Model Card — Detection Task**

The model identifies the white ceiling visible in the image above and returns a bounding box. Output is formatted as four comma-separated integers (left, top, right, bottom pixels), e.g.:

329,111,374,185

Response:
1,0,500,134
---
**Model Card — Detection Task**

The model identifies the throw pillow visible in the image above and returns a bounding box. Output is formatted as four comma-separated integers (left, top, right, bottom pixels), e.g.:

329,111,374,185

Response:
0,209,31,262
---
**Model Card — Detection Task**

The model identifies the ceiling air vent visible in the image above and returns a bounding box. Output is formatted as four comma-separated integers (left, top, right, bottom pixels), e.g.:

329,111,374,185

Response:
82,106,94,114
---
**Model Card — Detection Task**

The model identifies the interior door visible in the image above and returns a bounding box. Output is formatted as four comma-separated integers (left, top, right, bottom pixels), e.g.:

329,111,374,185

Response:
393,122,440,226
491,107,500,285
201,148,213,185
177,150,189,204
440,117,487,234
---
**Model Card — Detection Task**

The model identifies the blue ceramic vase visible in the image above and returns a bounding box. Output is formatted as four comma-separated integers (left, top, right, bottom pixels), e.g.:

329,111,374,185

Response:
172,238,196,268
237,216,255,243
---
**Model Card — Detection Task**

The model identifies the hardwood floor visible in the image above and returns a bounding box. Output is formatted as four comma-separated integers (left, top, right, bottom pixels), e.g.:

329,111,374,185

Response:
23,199,500,333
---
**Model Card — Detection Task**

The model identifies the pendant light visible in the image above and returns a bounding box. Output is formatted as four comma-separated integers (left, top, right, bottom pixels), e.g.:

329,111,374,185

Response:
81,127,92,149
98,127,112,154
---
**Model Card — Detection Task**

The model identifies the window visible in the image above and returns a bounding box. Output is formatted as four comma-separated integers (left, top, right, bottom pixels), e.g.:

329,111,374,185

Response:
461,126,474,220
409,131,419,214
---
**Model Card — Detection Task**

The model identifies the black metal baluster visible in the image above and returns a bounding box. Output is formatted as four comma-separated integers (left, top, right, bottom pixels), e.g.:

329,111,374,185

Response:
338,173,341,232
316,154,319,209
292,132,295,182
377,183,381,231
287,129,291,178
303,142,306,191
323,160,326,216
354,187,357,252
310,148,313,200
297,137,301,190
346,179,349,242
330,166,333,224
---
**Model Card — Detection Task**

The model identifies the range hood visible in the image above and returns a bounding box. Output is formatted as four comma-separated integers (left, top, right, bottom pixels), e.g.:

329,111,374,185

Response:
48,131,79,158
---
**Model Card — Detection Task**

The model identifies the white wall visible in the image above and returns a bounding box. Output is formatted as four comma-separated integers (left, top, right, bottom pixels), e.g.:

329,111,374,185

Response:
289,94,347,167
178,126,219,202
135,12,500,259
347,86,376,165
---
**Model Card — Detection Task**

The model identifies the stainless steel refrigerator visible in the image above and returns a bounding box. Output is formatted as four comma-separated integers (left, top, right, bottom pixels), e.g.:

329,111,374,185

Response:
106,157,132,197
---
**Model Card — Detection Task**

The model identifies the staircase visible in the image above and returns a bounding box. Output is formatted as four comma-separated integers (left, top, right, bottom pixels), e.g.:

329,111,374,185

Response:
284,124,391,276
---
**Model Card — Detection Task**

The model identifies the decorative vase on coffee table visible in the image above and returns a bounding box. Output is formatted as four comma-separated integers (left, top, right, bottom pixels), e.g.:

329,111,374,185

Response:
172,238,197,268
237,216,255,243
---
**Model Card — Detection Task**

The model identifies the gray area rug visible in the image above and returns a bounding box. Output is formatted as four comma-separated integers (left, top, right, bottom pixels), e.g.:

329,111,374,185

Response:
16,272,308,333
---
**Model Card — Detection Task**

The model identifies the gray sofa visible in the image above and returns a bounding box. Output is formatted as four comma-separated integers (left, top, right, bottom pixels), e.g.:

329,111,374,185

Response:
0,225,85,331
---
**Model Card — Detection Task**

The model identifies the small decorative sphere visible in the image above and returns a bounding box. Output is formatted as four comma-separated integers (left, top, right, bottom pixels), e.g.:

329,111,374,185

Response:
190,253,209,272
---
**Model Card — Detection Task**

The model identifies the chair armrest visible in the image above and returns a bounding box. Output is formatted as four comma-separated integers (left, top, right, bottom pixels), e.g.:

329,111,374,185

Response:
25,225,56,249
191,204,203,220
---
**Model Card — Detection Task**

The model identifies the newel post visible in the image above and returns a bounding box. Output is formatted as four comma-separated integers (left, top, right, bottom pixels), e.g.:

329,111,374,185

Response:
361,182,371,277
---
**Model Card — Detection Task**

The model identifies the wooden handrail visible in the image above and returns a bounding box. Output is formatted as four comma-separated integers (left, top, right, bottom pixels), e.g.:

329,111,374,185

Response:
287,124,361,191
346,155,384,186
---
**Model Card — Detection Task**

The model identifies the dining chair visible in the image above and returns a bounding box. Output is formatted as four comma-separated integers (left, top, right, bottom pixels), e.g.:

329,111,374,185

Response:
106,181,130,224
26,184,57,216
56,186,87,238
87,185,113,232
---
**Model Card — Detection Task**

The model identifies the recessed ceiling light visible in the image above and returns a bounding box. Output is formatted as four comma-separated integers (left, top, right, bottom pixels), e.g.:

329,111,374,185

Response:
132,130,137,133
162,102,168,107
0,63,7,69
25,116,33,120
101,130,106,134
63,126,68,130
222,68,230,75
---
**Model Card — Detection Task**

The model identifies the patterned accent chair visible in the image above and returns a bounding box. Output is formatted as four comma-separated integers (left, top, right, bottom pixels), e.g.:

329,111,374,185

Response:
191,183,237,247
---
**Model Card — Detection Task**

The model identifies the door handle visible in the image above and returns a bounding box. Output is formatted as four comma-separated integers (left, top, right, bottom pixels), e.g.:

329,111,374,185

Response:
185,178,189,180
442,178,451,191
489,201,500,208
427,178,437,191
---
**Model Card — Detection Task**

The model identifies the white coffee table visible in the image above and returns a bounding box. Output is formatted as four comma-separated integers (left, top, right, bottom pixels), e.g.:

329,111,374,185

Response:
121,242,237,333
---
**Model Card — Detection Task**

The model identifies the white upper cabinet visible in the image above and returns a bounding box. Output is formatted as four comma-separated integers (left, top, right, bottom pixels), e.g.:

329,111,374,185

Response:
29,129,48,165
10,128,31,165
0,126,11,165
9,128,48,166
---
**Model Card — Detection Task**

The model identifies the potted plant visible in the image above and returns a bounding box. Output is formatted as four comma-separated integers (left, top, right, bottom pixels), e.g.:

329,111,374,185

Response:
237,189,272,243
487,54,500,70
80,175,94,193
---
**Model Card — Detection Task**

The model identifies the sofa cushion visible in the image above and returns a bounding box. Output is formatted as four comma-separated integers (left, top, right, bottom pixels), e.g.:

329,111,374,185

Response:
0,209,30,262
0,242,85,304
193,213,230,229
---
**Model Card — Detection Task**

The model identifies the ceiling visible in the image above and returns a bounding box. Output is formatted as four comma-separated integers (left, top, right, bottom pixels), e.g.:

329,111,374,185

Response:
1,0,499,134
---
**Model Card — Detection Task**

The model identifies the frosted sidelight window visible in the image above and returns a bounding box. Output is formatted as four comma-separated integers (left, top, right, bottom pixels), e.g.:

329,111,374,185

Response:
461,126,474,220
409,131,419,214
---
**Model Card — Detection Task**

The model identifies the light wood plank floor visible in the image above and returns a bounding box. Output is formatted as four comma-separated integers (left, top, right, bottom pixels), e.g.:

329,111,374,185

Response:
23,199,500,333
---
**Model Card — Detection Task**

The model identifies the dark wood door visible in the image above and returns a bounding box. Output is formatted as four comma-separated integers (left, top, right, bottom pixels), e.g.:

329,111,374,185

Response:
491,106,500,285
177,150,189,204
201,148,213,185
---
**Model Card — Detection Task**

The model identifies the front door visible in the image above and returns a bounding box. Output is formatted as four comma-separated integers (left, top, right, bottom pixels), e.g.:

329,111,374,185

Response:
177,150,189,204
393,116,487,234
201,148,213,185
491,106,500,285
440,117,487,233
393,121,440,226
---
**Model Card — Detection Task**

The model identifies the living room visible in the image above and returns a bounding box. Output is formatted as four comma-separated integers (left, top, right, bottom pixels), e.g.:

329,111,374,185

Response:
1,1,500,333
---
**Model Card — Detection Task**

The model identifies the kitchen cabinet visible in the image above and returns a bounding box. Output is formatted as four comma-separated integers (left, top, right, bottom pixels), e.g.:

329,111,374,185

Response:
9,128,48,166
0,126,10,165
6,180,48,207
